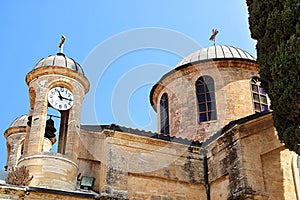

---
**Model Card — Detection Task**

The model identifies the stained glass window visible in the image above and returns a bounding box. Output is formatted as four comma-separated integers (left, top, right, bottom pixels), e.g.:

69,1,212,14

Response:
160,93,169,135
196,76,217,122
251,77,269,113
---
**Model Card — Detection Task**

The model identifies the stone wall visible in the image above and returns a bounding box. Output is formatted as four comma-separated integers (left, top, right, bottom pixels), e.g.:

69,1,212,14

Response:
78,129,106,193
78,129,205,199
3,113,299,199
18,154,78,191
105,131,205,199
150,59,259,142
206,113,299,199
206,128,245,199
127,174,206,200
4,127,26,170
239,114,298,200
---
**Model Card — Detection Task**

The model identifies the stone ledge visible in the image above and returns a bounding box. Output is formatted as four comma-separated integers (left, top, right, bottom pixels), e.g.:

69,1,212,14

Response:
25,66,90,93
18,154,78,168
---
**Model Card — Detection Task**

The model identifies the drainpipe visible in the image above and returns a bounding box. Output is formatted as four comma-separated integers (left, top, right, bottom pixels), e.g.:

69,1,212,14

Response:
203,151,210,200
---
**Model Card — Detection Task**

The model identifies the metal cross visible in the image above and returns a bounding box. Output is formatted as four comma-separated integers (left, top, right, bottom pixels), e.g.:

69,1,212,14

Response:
59,35,66,53
209,29,219,46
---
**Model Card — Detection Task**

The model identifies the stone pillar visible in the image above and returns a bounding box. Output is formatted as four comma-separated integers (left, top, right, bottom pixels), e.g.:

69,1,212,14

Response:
26,80,48,153
65,83,85,162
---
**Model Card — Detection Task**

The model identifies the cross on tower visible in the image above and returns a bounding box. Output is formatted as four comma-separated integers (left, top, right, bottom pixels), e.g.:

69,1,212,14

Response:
209,29,219,46
59,35,66,53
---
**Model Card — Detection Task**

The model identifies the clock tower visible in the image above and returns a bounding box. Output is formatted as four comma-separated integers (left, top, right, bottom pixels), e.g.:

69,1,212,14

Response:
18,37,90,191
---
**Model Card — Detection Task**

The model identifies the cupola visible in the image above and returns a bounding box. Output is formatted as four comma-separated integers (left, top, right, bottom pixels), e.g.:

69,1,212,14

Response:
33,52,85,75
150,44,261,142
175,45,256,67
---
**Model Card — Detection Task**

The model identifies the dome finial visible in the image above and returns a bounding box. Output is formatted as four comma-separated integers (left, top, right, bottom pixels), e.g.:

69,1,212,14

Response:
58,34,66,53
209,29,219,46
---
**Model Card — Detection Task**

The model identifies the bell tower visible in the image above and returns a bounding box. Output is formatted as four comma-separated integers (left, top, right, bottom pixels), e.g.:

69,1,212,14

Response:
18,36,90,190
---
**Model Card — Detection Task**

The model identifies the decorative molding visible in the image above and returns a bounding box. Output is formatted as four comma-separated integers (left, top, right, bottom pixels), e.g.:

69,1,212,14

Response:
4,127,27,139
18,154,78,168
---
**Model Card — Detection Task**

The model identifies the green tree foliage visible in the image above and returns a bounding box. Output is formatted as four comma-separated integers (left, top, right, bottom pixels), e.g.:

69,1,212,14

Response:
246,0,300,154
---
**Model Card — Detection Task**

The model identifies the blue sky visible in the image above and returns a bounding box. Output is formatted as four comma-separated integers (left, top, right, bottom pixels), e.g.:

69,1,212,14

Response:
0,1,256,169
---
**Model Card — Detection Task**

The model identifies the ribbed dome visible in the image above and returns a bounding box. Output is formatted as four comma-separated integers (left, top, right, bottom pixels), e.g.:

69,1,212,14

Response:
33,53,84,75
10,114,28,128
176,45,256,67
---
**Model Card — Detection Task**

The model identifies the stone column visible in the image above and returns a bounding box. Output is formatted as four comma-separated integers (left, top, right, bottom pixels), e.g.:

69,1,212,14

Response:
26,80,49,153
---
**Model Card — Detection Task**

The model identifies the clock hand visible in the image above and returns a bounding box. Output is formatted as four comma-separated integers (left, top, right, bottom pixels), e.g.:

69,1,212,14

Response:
61,96,73,101
57,91,63,100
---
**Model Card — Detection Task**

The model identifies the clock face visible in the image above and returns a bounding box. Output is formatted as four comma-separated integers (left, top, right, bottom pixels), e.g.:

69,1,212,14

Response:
48,86,74,111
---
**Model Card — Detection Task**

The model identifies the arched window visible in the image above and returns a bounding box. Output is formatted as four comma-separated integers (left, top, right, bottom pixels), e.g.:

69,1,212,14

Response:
251,77,269,113
196,76,217,122
20,140,24,156
46,107,60,153
160,93,169,135
6,142,11,169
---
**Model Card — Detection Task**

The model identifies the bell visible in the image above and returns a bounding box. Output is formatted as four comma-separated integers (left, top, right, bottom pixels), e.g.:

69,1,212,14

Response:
44,118,56,139
27,116,32,127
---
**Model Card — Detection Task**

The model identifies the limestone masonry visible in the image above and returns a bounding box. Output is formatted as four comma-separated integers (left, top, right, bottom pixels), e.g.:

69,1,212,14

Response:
1,45,299,199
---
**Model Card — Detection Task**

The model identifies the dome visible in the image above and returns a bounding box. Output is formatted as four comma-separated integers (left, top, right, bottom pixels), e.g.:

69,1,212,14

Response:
175,45,256,67
33,53,85,75
10,114,28,128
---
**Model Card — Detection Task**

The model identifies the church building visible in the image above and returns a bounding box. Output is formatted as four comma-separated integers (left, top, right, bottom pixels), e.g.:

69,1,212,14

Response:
1,38,299,199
